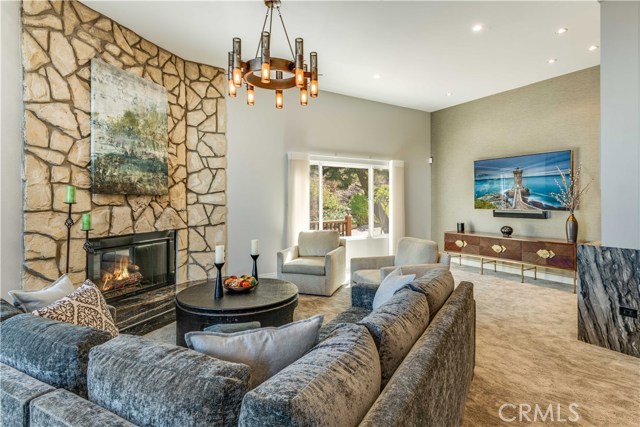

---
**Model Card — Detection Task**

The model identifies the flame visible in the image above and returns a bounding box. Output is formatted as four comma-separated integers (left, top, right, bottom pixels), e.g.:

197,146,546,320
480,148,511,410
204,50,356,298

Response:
101,257,130,289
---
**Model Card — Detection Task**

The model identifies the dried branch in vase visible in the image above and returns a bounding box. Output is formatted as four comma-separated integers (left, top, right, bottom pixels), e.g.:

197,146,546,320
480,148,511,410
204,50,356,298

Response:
550,164,592,213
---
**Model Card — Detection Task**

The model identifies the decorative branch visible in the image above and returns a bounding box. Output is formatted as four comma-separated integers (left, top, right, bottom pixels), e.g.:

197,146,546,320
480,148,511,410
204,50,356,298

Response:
550,164,592,213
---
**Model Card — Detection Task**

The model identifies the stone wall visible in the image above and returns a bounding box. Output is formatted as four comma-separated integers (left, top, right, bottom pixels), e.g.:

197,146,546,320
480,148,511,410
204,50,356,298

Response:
21,0,227,289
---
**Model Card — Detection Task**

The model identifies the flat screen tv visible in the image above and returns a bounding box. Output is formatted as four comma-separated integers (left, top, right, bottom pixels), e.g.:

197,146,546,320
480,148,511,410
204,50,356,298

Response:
474,150,572,211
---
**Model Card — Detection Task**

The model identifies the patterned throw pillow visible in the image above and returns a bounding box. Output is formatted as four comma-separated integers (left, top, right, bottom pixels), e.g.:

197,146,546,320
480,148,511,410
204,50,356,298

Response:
32,281,119,338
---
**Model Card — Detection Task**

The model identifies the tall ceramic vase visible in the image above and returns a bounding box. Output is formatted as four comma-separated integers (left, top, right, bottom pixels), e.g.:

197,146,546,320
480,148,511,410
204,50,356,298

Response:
566,213,578,243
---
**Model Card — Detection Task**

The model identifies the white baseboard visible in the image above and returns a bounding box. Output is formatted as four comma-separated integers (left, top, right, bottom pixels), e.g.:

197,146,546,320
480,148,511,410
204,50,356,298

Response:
259,272,278,279
452,256,575,285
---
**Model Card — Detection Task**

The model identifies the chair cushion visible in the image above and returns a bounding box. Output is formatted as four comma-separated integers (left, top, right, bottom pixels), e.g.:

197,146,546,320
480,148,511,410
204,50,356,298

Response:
352,269,382,286
395,237,439,266
282,256,325,275
298,231,339,257
359,288,430,387
238,323,381,427
407,270,455,320
372,268,416,310
0,313,111,397
0,362,55,427
88,334,250,427
186,315,323,388
9,274,75,312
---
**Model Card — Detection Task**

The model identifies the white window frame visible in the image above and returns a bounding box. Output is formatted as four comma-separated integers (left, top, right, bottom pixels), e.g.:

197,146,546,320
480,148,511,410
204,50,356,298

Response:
310,155,390,239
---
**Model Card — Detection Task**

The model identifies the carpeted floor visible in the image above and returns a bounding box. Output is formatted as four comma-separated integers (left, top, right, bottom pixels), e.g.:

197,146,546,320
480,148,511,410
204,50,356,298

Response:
145,266,640,427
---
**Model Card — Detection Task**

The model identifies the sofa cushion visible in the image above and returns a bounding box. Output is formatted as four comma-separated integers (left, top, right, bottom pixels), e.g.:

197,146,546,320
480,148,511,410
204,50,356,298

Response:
351,269,382,286
0,314,111,397
298,231,339,257
1,299,23,323
318,307,371,341
9,275,75,313
407,270,455,320
186,315,323,388
88,334,250,427
1,363,55,427
359,288,430,387
32,281,118,338
372,268,416,310
395,237,439,266
282,256,325,275
238,323,381,427
30,389,135,427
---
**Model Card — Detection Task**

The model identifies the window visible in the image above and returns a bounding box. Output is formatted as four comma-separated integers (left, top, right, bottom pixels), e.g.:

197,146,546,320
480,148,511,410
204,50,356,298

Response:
309,159,389,238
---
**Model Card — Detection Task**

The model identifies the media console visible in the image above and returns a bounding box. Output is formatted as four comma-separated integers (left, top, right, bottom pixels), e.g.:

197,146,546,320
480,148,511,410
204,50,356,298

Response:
444,231,577,293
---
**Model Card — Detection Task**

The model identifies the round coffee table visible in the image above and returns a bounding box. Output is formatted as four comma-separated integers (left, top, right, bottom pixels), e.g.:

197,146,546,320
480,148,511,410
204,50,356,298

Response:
175,278,299,346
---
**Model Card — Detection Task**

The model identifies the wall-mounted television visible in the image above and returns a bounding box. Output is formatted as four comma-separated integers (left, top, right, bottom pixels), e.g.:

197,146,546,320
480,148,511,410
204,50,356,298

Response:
474,150,572,211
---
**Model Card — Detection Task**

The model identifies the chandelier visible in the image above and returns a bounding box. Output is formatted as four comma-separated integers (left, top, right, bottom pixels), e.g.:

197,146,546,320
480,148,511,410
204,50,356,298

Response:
227,0,318,108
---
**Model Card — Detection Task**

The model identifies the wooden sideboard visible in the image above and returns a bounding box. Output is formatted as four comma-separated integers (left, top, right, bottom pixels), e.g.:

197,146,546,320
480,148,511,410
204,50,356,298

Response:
444,231,577,292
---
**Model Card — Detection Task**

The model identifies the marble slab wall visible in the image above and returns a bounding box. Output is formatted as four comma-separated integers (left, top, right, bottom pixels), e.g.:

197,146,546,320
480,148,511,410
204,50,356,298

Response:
577,244,640,358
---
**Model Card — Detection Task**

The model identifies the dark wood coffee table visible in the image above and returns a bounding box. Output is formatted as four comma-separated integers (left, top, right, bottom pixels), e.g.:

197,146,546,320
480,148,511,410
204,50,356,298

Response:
174,278,299,346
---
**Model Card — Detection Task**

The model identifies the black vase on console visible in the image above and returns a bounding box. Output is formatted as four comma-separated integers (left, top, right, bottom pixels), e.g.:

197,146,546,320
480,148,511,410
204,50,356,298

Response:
501,226,513,238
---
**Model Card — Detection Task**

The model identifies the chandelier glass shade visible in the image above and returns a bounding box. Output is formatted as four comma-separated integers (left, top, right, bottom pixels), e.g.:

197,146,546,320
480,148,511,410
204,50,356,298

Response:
228,0,318,108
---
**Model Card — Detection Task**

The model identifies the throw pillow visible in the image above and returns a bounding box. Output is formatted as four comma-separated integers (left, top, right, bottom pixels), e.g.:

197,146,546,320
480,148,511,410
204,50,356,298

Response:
185,314,324,388
9,274,75,312
372,268,416,310
203,321,261,333
32,281,119,338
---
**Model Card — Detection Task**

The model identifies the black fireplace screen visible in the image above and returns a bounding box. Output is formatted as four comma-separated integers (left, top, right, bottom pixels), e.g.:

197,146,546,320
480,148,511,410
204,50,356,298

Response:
87,231,175,302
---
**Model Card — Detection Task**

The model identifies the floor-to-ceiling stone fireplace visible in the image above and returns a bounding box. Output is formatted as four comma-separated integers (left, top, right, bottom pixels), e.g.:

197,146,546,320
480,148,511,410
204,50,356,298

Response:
20,0,227,297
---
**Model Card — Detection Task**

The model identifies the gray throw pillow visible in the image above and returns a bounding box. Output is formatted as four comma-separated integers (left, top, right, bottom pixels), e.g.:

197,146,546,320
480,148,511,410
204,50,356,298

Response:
9,274,75,312
186,315,324,388
372,268,416,310
204,321,261,333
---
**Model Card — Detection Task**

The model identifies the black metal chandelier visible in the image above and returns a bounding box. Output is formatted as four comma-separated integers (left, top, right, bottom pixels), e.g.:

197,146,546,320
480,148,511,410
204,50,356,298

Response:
228,0,318,108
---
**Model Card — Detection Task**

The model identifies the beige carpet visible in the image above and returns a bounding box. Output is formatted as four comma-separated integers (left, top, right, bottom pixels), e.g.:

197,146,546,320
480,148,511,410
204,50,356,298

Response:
146,267,640,426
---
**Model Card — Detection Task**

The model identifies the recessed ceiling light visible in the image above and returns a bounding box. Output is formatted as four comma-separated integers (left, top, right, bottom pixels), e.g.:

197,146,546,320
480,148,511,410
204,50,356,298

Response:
555,28,568,35
588,45,599,51
446,92,453,97
472,24,483,32
547,58,557,64
373,74,381,80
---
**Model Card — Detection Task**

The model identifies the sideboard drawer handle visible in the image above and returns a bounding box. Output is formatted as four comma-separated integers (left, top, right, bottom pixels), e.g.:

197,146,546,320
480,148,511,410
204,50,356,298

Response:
455,240,467,248
537,249,556,259
492,244,507,254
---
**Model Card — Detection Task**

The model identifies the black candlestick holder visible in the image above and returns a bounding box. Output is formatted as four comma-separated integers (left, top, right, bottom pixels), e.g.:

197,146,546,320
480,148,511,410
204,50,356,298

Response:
251,254,259,281
64,202,76,274
214,262,225,300
82,229,93,280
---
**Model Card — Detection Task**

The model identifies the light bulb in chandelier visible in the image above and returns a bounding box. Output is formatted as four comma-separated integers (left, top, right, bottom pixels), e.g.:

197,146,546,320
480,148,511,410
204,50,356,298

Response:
276,71,284,109
300,65,308,106
261,31,271,83
295,38,305,88
228,79,237,97
246,84,255,106
232,37,242,87
227,52,236,97
310,52,318,98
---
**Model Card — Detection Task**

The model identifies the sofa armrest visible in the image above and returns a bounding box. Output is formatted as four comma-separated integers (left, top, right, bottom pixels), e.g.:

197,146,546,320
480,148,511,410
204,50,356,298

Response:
325,246,346,287
1,299,23,322
277,246,299,276
351,283,379,310
438,252,451,266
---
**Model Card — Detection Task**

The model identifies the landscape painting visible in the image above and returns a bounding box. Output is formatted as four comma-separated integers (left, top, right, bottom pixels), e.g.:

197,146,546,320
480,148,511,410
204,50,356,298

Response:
474,150,572,210
91,59,168,195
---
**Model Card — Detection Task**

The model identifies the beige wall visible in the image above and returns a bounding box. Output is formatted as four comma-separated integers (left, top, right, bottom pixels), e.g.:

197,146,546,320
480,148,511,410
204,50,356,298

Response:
431,67,600,254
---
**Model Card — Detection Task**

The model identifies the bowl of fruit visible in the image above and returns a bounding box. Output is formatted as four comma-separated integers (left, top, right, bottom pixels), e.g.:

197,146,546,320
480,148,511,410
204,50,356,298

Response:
223,275,258,293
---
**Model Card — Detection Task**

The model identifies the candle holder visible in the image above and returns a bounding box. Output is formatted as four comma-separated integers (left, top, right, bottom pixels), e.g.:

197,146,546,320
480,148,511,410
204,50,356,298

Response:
251,254,259,281
214,262,225,300
82,229,93,280
64,202,76,274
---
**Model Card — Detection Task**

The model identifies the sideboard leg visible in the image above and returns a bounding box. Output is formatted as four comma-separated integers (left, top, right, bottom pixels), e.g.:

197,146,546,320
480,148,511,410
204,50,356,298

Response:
573,271,577,294
521,264,524,283
480,258,484,275
534,267,537,280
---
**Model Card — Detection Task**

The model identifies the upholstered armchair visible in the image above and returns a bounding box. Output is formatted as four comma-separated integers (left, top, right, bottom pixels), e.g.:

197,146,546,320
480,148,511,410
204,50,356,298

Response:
350,237,450,288
277,231,346,296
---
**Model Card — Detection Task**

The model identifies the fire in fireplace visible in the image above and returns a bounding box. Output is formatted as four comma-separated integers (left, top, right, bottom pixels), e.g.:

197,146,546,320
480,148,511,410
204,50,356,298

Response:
87,231,176,302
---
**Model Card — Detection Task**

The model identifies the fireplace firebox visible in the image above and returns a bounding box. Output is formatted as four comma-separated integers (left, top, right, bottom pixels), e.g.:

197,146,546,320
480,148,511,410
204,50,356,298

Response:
87,231,176,302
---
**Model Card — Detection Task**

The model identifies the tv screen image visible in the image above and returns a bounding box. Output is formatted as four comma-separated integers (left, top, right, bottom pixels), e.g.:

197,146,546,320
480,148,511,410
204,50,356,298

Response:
474,150,572,210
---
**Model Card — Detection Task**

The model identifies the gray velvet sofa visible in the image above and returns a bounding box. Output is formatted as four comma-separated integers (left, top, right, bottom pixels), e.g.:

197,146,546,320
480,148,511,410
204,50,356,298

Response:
0,270,475,427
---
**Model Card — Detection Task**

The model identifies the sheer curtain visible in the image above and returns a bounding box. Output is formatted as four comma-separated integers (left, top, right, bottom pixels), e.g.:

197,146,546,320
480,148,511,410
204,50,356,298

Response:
287,152,310,246
388,160,405,255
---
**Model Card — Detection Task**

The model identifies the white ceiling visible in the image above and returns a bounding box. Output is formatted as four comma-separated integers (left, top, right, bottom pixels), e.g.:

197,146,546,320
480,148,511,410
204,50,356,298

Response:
85,0,601,112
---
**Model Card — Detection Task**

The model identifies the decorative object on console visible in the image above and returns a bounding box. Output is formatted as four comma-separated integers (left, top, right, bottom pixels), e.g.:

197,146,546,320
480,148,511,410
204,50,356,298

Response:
551,164,592,243
228,0,319,107
457,222,465,233
64,185,76,274
91,59,169,195
474,150,572,213
501,226,513,238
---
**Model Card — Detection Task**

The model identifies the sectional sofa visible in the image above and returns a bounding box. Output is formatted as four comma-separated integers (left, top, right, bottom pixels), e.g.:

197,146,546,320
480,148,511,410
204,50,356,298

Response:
0,270,475,427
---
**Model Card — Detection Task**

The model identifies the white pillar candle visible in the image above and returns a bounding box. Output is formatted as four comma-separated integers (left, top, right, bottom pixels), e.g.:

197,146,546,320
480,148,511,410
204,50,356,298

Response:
215,245,225,264
251,239,260,256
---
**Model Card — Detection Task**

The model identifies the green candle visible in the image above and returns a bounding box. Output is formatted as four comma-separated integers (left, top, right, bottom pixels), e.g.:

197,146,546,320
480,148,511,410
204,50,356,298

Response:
81,213,92,231
65,185,76,204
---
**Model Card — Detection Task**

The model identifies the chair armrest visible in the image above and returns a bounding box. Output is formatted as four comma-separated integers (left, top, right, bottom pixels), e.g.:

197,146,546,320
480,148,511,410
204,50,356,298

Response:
350,255,395,274
438,252,451,266
277,246,299,275
325,246,346,287
351,283,378,310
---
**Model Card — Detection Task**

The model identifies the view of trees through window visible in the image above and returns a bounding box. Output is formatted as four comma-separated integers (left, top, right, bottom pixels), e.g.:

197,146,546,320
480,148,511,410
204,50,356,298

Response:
310,163,389,237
